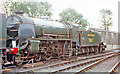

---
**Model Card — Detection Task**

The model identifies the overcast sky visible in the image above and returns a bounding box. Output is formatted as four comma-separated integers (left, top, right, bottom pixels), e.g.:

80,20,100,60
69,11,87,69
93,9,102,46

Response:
39,0,119,32
0,0,119,32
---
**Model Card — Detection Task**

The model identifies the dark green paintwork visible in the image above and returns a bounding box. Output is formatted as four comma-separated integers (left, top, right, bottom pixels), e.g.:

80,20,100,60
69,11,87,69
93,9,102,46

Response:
29,40,40,54
32,18,68,36
70,26,79,43
81,31,100,46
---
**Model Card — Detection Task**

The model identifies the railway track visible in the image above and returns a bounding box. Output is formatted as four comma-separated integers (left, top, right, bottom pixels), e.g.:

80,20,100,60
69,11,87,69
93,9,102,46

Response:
109,60,120,74
24,51,118,72
2,49,119,73
53,54,118,73
75,54,118,73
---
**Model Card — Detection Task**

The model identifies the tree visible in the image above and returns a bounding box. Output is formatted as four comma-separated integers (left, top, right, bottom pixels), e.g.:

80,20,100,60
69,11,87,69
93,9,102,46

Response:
79,18,90,29
10,1,36,17
37,2,53,18
59,8,89,29
59,8,82,22
1,1,53,18
9,1,53,18
100,9,112,31
0,0,12,16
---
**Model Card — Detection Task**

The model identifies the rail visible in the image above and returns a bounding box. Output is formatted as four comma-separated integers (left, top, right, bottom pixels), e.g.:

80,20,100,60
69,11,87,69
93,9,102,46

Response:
109,60,120,74
75,54,118,73
25,52,117,72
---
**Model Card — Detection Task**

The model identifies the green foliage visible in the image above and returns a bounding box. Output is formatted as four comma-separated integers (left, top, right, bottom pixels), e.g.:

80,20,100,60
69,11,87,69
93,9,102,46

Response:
0,0,12,16
9,1,53,18
59,8,89,30
100,9,112,31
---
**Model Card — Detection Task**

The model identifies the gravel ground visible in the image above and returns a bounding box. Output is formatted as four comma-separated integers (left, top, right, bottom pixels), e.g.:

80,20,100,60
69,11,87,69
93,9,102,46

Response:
9,59,69,72
34,57,103,72
86,55,119,72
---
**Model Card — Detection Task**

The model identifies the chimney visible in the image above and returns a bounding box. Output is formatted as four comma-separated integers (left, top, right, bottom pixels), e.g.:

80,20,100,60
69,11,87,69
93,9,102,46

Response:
14,10,23,16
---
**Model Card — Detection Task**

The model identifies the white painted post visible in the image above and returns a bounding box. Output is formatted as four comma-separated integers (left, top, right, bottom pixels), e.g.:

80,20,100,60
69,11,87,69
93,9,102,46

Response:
12,41,16,48
32,59,34,72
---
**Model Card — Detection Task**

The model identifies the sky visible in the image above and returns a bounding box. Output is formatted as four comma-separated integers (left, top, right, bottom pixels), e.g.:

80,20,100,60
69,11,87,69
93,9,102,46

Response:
0,0,119,32
39,0,119,32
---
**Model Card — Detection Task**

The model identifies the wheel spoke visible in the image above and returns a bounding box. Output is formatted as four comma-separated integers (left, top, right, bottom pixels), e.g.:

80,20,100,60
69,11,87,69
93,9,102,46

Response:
34,54,41,62
13,51,24,66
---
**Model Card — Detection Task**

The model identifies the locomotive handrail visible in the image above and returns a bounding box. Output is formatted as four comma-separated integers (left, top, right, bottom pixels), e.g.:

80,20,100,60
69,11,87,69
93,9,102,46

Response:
28,38,71,41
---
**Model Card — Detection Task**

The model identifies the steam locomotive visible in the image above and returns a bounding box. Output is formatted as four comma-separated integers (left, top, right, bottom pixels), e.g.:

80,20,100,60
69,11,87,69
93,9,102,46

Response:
2,11,106,66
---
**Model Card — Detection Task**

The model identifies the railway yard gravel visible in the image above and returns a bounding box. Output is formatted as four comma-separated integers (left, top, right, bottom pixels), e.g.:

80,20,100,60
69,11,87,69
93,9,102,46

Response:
86,55,119,72
34,57,103,72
